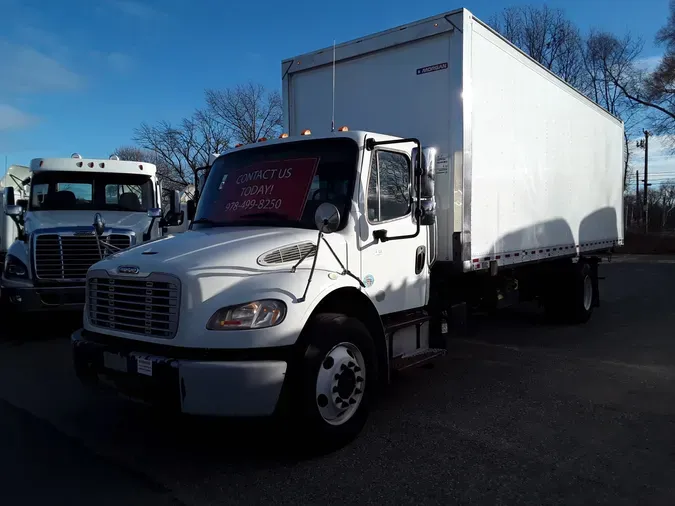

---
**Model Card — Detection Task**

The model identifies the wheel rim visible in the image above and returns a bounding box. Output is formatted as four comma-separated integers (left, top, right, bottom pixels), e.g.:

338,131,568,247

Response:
315,342,366,426
583,274,593,311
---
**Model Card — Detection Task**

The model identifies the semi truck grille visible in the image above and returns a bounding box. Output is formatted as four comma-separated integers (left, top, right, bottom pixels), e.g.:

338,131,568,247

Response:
35,234,132,280
88,275,180,338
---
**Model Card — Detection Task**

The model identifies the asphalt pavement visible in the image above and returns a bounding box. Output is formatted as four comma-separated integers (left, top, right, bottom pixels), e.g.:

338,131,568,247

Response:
1,255,675,505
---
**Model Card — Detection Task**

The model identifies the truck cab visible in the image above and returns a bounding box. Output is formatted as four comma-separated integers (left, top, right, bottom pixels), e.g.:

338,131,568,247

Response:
2,154,184,313
72,130,437,447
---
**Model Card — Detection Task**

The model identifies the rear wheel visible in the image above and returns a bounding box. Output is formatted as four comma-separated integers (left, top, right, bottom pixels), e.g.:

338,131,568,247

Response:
543,260,595,324
291,313,377,452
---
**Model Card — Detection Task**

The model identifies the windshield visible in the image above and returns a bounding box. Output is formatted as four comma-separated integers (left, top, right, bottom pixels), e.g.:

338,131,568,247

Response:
194,138,359,230
29,171,154,212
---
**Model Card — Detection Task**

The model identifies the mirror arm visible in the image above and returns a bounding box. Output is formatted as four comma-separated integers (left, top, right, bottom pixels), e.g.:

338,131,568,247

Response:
9,215,25,241
320,236,365,287
295,231,323,303
143,217,158,242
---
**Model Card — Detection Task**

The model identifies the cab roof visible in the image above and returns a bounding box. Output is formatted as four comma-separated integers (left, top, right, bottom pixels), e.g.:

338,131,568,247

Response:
30,157,157,176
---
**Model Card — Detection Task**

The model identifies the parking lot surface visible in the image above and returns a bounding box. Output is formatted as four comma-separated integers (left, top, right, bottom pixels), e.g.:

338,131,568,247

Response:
1,256,674,505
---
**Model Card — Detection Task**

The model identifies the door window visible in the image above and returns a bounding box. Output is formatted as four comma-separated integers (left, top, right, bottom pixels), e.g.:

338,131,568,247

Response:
366,150,411,223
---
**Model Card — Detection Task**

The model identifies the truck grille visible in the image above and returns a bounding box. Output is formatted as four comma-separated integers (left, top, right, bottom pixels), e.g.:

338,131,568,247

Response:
88,274,180,338
35,234,131,280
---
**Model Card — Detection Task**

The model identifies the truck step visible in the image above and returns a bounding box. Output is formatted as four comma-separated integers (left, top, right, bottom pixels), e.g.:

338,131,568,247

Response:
391,348,447,371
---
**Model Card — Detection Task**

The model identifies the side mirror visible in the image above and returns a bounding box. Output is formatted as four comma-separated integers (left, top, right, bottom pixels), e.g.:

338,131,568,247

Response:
147,208,162,219
187,199,196,221
413,147,437,226
16,199,27,210
5,205,22,217
93,213,106,237
3,187,15,210
314,203,340,234
168,189,180,216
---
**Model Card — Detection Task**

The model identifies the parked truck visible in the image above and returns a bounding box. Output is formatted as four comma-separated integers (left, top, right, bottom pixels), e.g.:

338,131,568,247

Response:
72,8,624,448
2,154,186,313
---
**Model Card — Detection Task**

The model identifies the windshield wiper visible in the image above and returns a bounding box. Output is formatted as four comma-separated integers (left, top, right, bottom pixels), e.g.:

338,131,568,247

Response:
239,211,290,220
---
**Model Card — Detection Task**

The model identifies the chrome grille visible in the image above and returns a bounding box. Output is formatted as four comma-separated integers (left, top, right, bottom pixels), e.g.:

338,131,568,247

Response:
88,274,180,338
35,234,131,280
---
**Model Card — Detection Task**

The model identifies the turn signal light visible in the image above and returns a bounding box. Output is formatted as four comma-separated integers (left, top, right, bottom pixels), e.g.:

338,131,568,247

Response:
338,126,349,132
257,138,267,142
301,129,311,135
279,133,289,138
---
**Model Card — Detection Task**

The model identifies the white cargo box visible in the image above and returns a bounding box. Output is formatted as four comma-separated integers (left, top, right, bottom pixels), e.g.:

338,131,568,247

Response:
282,8,624,272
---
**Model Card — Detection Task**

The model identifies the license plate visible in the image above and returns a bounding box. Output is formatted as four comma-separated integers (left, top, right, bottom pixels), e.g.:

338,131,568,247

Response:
136,357,153,377
103,352,128,373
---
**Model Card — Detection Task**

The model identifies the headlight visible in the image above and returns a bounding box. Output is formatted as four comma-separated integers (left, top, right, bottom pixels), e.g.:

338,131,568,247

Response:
206,299,286,330
4,254,28,279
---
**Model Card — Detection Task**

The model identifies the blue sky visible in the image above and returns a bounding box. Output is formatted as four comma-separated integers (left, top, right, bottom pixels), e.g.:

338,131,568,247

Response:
0,0,671,174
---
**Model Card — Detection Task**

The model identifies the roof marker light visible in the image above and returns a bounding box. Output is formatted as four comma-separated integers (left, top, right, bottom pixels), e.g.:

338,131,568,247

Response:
257,137,267,142
71,153,82,159
99,163,105,168
88,162,94,168
301,129,311,136
279,133,289,138
139,164,144,170
338,126,349,132
235,143,243,148
76,162,83,167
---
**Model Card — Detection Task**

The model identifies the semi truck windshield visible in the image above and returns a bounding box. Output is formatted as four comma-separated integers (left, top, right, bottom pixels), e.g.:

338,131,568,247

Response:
194,138,359,231
30,171,154,212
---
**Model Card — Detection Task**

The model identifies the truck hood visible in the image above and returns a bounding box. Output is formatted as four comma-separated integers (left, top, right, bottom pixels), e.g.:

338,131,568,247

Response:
94,226,347,277
25,210,151,237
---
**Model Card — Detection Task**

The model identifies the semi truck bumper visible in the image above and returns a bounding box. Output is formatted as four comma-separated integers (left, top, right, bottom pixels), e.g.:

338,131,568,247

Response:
71,329,288,417
1,281,85,312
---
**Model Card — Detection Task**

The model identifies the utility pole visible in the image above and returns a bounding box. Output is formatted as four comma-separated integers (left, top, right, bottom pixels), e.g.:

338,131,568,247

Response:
636,130,652,233
635,170,640,226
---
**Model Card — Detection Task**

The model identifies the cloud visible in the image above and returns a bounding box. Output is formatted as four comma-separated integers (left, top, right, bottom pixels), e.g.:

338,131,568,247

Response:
635,55,662,73
109,1,161,19
0,104,39,131
0,40,82,93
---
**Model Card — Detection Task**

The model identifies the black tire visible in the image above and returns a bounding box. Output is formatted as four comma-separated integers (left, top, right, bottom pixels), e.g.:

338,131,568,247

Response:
289,313,378,453
543,261,594,324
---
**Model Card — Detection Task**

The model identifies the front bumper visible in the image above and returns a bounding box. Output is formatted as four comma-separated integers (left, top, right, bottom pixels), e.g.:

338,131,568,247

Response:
71,329,289,417
1,280,85,312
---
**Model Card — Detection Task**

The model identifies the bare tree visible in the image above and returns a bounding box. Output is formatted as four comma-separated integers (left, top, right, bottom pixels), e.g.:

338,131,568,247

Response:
581,31,643,187
132,109,230,188
659,181,675,228
205,82,283,144
599,1,675,145
489,5,585,89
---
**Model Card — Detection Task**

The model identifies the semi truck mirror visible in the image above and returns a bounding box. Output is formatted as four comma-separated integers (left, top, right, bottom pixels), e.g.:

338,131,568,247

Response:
187,200,196,221
169,189,180,216
16,199,27,210
420,147,436,199
314,203,340,234
3,187,15,209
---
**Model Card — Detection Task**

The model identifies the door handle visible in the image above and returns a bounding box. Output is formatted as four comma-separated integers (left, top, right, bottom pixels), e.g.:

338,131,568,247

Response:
415,246,426,275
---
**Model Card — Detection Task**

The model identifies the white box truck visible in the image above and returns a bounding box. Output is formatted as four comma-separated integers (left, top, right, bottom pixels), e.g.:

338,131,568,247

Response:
1,154,188,314
72,8,624,449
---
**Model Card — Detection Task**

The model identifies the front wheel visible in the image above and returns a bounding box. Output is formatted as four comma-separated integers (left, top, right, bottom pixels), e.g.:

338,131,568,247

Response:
292,313,378,452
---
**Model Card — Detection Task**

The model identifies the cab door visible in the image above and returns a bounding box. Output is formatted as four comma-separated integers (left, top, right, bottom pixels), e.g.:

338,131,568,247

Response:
357,137,429,316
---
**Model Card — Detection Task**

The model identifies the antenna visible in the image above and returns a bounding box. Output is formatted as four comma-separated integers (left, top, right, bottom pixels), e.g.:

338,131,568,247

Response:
331,39,336,133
